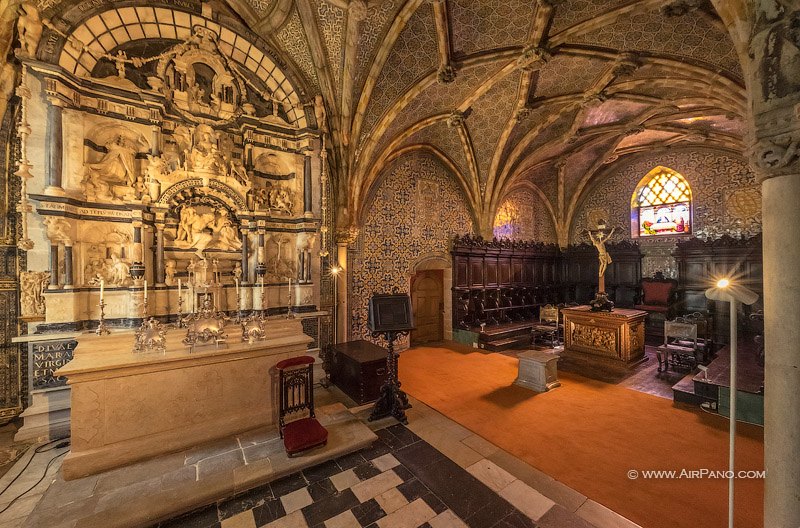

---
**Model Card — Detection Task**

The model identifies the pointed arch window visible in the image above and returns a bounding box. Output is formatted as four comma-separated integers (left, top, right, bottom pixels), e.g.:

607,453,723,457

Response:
631,167,692,237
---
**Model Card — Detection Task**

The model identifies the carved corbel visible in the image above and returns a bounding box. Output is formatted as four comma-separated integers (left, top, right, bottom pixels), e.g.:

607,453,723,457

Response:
516,46,552,72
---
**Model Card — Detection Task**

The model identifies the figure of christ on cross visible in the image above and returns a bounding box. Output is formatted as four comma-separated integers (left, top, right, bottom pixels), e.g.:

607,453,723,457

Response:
586,227,616,293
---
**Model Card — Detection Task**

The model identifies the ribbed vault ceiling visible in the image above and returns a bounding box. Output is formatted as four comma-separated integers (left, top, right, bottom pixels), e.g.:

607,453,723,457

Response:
43,0,748,239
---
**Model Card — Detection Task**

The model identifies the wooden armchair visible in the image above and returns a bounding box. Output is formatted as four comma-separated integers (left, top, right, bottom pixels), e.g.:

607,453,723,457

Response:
635,273,678,341
656,320,699,372
532,304,560,347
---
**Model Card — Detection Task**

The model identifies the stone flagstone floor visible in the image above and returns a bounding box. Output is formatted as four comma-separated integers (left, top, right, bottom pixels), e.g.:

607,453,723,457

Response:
0,388,642,528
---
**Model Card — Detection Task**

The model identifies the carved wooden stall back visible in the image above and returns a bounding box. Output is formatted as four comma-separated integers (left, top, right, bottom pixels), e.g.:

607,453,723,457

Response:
451,235,561,330
451,235,643,331
673,234,763,345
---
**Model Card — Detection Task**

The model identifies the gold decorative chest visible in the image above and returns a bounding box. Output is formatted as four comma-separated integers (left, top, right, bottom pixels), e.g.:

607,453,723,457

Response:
561,306,647,368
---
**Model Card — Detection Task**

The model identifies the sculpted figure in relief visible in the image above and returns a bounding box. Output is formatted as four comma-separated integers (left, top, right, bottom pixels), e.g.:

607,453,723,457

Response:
176,205,241,257
20,270,49,318
82,135,140,201
165,259,176,285
188,124,223,172
42,217,72,244
16,3,42,59
0,0,19,123
109,254,131,286
211,210,242,250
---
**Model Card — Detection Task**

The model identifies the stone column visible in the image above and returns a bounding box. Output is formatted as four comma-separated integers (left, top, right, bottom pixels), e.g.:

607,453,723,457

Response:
151,126,160,156
49,244,59,288
334,227,358,342
155,226,165,285
760,173,800,526
132,224,143,262
744,5,800,525
45,100,64,194
240,228,249,283
63,245,73,288
303,154,313,217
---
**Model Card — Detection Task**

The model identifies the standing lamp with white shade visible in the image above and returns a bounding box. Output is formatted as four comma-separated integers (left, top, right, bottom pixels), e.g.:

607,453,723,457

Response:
705,278,759,528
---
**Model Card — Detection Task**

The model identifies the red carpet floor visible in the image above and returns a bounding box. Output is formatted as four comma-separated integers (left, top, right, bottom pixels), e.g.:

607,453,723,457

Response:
399,344,764,528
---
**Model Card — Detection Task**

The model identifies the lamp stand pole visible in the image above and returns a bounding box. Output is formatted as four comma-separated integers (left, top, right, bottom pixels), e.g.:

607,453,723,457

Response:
728,297,738,528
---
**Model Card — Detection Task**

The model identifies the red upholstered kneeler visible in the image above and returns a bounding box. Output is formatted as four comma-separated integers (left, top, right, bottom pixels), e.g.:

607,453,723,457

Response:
276,356,328,456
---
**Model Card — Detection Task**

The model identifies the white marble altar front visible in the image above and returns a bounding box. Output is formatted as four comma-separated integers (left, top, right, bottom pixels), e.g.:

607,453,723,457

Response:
56,318,311,480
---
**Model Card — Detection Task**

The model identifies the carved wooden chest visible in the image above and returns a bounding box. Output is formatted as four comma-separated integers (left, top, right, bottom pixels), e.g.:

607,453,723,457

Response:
331,340,389,405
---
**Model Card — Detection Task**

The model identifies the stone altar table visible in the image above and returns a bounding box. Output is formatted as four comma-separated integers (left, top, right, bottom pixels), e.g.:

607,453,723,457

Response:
561,306,647,368
56,318,312,480
515,350,561,392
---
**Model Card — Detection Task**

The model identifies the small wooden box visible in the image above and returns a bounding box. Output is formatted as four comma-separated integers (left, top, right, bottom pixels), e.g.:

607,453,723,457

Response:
331,340,389,405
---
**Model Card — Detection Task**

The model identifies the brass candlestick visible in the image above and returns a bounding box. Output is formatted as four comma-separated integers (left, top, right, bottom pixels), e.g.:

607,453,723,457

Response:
96,299,110,335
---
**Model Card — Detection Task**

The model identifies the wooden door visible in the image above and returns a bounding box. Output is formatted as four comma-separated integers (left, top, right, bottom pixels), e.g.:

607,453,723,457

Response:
411,270,444,345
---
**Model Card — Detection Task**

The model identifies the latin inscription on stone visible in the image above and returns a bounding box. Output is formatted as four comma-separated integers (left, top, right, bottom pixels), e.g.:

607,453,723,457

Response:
30,340,76,390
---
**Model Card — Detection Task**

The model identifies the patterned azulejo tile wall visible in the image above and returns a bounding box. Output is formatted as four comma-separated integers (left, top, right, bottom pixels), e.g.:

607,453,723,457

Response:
570,147,762,278
348,153,475,344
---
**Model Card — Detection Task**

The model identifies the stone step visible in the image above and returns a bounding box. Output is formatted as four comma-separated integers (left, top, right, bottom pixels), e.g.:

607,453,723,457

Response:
672,372,709,406
481,336,531,352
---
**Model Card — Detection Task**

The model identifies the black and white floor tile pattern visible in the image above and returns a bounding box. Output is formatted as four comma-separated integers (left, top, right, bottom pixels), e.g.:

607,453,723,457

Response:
157,424,537,528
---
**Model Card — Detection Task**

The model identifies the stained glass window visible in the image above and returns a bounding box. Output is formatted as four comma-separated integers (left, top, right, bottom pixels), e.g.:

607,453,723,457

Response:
493,201,519,239
631,167,692,237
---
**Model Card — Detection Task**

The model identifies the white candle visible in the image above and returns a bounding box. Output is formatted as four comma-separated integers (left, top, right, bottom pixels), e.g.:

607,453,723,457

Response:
178,278,182,298
235,278,239,296
100,279,104,302
288,278,292,306
144,280,148,304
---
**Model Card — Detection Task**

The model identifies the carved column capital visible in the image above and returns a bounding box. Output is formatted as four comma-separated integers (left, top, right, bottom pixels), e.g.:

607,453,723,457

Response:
749,131,800,181
335,226,359,245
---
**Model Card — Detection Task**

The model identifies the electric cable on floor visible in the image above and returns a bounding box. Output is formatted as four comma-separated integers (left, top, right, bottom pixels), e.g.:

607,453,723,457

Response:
0,438,70,513
0,437,68,498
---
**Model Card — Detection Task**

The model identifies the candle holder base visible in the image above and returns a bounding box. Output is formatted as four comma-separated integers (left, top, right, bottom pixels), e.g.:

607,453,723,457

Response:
96,300,111,335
